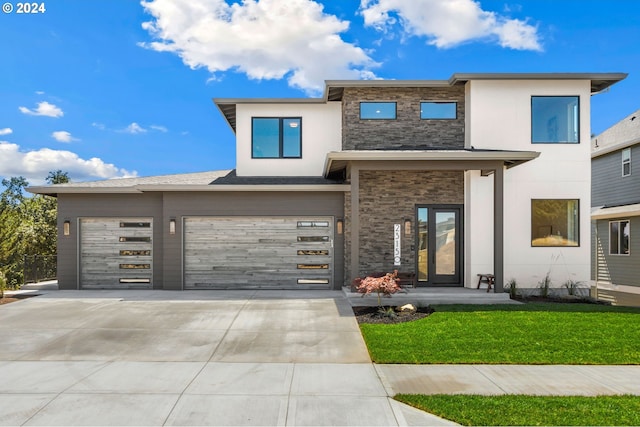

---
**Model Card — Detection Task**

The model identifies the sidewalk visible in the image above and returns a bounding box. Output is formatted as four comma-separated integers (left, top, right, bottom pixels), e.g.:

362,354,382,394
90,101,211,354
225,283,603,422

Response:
377,364,640,396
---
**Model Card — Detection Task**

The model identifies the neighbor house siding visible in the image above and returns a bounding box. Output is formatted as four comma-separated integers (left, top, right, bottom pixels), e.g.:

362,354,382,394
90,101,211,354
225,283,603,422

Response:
344,170,464,282
57,193,164,290
593,217,640,287
162,191,344,290
592,144,640,207
341,86,465,150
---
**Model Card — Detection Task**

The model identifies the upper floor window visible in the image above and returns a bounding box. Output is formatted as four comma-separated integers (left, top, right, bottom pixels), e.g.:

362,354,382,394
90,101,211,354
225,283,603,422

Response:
420,102,457,119
360,102,396,120
531,199,579,247
610,220,630,255
531,96,580,144
252,117,301,159
622,148,631,177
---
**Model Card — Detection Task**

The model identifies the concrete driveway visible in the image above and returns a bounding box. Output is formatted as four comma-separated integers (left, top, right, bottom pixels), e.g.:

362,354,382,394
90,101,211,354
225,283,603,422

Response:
0,290,452,426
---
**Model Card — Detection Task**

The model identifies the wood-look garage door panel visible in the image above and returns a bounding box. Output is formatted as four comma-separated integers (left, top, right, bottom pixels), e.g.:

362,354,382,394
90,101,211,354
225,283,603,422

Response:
80,218,153,289
184,217,332,289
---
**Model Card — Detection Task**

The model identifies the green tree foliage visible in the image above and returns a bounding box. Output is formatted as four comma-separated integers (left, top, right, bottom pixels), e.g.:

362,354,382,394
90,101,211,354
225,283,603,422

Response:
0,172,68,288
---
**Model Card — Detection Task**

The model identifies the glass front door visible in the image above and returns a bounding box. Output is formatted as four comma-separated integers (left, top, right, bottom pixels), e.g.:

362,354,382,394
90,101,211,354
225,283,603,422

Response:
417,205,462,286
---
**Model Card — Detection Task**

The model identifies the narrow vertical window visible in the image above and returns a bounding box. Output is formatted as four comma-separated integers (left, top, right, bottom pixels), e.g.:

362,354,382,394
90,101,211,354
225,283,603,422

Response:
609,220,630,255
622,148,631,177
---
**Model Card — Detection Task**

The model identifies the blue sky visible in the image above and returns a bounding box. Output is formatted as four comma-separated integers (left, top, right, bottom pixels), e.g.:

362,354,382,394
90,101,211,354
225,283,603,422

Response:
1,0,638,184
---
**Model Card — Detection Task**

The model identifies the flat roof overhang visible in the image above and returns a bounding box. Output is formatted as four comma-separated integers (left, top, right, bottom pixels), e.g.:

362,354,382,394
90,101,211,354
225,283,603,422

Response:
27,184,351,196
591,203,640,219
323,150,541,178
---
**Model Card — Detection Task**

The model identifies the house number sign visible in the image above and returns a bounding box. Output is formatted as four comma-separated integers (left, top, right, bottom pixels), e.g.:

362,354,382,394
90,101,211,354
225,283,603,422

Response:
393,224,401,266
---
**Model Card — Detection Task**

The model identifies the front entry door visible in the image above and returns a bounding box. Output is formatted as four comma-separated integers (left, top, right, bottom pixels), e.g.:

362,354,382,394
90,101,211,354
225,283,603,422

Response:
417,205,462,286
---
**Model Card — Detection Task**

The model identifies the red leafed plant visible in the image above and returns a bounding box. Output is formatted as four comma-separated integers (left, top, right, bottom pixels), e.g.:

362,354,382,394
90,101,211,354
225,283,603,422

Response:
354,270,401,307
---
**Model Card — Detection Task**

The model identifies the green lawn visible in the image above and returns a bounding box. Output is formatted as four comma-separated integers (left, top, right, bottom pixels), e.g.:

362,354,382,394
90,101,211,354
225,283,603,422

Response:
359,303,640,364
395,394,640,426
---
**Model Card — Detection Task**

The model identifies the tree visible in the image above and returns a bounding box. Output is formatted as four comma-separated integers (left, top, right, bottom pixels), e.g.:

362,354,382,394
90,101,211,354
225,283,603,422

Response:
0,171,70,288
46,170,70,185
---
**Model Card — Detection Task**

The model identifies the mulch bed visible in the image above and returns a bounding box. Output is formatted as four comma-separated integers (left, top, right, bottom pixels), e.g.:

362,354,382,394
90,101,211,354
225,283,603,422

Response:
0,294,37,305
352,305,435,324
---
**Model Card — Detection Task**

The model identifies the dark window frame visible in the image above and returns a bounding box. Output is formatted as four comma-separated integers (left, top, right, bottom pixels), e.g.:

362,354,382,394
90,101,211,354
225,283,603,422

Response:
622,148,631,177
531,96,580,144
531,199,580,247
609,219,630,255
420,101,458,120
359,102,397,120
251,117,302,159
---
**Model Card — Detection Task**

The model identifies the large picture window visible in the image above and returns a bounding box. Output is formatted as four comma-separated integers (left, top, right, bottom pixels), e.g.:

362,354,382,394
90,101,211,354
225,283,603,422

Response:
610,220,630,255
360,102,396,119
531,96,579,143
252,117,301,158
531,199,579,247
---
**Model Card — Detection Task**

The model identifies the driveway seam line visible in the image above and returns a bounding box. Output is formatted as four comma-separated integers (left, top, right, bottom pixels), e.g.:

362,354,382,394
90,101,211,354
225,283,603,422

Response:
160,297,252,426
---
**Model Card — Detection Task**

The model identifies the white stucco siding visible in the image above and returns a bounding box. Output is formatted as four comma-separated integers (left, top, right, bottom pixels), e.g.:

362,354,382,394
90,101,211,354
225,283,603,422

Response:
235,102,342,177
466,80,592,289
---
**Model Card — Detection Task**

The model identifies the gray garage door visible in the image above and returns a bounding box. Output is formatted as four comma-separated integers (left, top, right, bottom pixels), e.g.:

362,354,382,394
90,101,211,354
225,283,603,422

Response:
183,216,333,289
80,218,153,289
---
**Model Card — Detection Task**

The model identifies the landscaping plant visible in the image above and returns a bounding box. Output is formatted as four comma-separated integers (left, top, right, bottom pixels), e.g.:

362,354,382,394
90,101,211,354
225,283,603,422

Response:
354,270,401,308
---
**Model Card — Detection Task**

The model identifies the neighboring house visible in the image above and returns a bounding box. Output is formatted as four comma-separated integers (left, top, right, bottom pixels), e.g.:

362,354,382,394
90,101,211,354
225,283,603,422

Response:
591,108,640,298
29,73,626,292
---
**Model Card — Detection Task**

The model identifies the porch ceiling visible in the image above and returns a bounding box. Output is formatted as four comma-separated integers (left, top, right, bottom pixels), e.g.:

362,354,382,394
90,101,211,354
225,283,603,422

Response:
323,149,540,178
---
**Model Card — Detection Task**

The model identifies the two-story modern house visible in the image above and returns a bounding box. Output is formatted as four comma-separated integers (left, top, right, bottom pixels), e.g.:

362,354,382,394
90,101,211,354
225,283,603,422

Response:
30,73,626,293
591,108,640,301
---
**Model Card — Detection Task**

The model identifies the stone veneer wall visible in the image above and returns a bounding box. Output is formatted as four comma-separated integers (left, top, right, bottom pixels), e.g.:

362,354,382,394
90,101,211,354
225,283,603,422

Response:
344,170,464,285
342,86,465,150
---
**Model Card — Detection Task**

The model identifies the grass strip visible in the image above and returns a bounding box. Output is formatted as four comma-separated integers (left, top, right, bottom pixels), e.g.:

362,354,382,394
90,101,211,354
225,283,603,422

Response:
359,303,640,364
395,394,640,426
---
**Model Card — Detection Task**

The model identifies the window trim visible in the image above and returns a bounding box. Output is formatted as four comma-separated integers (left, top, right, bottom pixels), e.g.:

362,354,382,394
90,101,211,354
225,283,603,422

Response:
530,198,580,247
251,117,302,159
420,101,458,120
609,219,630,256
359,102,397,120
622,148,631,177
531,95,580,144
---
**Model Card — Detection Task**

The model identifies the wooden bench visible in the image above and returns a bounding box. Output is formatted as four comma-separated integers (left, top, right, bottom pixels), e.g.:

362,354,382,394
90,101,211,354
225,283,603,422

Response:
476,273,495,292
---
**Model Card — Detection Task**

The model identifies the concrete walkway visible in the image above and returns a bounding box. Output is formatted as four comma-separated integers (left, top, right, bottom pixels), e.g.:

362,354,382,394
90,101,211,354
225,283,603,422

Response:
377,364,640,396
0,290,453,426
2,288,639,426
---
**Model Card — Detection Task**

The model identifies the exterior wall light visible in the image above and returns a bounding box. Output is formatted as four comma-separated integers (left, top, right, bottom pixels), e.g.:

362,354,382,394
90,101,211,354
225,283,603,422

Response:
169,218,176,235
404,218,412,236
336,218,344,235
63,220,71,236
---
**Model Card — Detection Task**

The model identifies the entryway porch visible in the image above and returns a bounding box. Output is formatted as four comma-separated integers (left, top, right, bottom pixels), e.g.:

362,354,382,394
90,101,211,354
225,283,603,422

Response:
343,286,517,305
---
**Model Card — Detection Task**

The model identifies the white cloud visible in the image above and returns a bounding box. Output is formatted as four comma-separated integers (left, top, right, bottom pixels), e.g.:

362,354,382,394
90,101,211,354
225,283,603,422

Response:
18,101,64,118
0,142,136,184
92,122,106,130
35,91,45,95
121,122,147,134
150,125,168,133
140,0,378,94
0,128,12,136
359,0,542,51
51,131,78,143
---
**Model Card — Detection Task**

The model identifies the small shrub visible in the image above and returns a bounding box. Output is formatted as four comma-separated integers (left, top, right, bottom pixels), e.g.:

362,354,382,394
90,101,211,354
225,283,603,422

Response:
506,278,518,298
355,270,401,307
564,279,584,296
538,271,552,298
